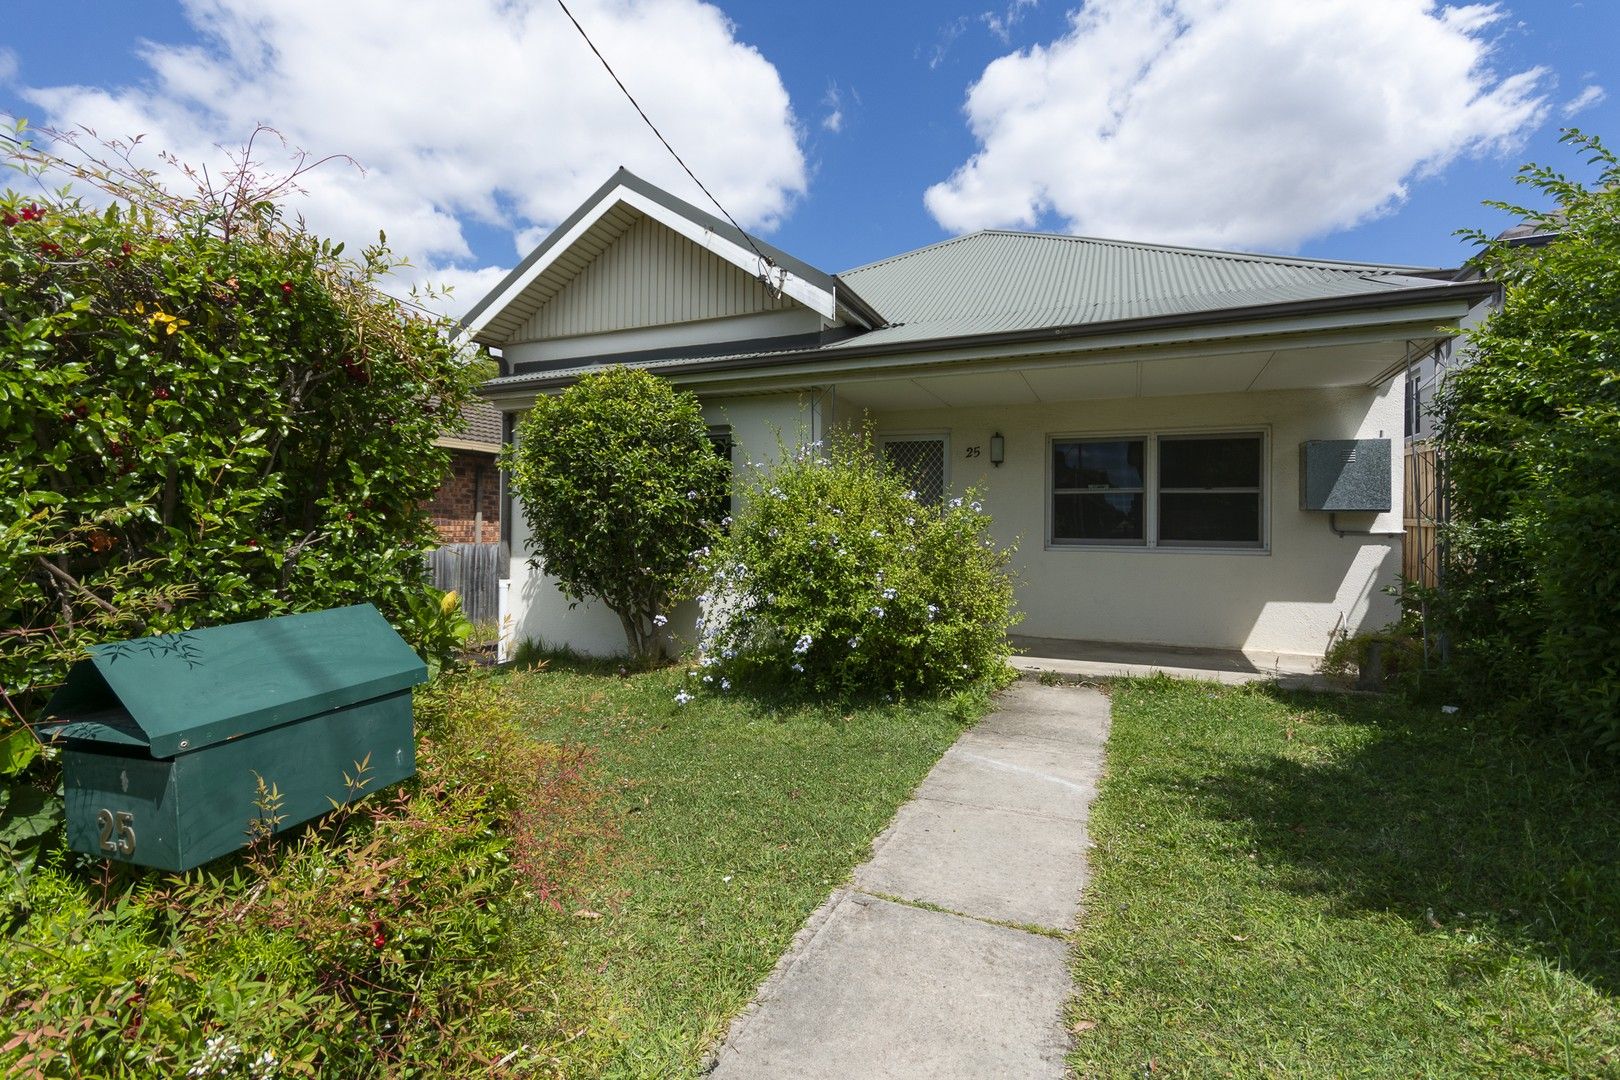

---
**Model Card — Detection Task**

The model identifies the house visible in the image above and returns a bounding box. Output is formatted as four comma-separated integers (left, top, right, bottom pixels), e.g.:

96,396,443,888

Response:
464,169,1494,664
429,398,503,545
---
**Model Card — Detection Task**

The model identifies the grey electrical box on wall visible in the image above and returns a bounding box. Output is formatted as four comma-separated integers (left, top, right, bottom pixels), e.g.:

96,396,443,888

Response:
1299,440,1391,512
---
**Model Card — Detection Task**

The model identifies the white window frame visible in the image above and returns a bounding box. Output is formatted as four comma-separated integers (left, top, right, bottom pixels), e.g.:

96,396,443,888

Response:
1046,427,1270,554
878,431,951,503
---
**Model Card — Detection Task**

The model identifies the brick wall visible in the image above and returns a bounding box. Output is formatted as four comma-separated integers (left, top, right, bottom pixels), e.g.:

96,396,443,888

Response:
428,449,502,544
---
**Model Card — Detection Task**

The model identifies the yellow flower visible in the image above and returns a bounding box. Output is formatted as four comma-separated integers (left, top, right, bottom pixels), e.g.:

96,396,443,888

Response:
150,310,189,336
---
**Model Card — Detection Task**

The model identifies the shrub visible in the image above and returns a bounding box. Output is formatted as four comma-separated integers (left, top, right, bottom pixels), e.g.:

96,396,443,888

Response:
0,672,609,1078
1433,130,1620,750
695,434,1018,697
0,127,480,723
506,366,729,663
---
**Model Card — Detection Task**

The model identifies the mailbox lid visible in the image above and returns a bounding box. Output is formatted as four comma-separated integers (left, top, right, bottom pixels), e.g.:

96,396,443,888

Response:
37,604,427,759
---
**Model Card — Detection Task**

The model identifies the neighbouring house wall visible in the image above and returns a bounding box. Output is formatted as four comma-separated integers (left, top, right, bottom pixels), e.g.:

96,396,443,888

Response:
864,382,1405,658
428,449,502,545
505,391,822,657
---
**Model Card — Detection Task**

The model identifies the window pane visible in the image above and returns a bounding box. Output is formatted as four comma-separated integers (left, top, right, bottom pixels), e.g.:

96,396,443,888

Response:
1053,439,1144,490
883,439,946,504
1159,435,1260,489
1158,493,1261,544
1054,492,1144,543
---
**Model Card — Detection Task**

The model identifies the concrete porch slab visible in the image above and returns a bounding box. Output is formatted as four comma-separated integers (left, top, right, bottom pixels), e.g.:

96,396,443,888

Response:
1010,634,1333,689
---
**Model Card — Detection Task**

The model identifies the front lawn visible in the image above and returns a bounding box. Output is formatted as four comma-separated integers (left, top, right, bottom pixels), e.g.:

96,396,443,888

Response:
1069,677,1620,1078
503,660,988,1077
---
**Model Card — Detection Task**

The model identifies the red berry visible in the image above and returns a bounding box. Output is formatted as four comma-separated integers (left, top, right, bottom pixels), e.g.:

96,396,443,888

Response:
154,386,171,400
280,281,293,295
20,204,43,222
2,213,16,227
121,242,133,256
248,538,259,548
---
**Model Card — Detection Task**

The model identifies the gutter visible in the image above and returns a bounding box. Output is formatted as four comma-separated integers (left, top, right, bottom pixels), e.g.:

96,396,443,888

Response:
485,278,1497,395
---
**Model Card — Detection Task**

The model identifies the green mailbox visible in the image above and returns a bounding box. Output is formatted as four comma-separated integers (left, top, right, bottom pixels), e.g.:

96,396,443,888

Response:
32,604,427,872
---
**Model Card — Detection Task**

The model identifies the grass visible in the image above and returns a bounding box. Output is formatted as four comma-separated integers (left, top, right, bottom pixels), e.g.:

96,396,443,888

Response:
498,655,989,1078
1068,676,1620,1078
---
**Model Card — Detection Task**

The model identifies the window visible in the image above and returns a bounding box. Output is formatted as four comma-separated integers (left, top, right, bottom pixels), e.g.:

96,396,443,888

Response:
880,435,948,505
1051,438,1145,544
1050,432,1265,550
708,425,735,521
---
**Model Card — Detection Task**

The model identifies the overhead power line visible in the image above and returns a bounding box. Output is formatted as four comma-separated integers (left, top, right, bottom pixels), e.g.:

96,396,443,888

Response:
552,0,783,286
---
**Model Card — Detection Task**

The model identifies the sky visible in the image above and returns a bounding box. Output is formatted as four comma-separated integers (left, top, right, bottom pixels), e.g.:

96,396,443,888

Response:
2,0,1615,318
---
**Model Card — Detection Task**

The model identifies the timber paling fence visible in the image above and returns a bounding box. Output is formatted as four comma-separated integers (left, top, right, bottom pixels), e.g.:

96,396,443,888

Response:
1402,440,1443,591
426,542,506,625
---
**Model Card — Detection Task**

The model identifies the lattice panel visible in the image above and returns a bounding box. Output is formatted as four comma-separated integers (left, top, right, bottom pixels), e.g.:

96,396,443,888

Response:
883,439,946,505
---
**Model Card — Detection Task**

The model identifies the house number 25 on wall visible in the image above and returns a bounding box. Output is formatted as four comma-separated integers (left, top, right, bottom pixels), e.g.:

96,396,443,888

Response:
96,808,137,856
964,445,982,458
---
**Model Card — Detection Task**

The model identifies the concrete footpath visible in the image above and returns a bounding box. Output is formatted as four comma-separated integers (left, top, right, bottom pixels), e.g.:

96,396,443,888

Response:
706,681,1109,1079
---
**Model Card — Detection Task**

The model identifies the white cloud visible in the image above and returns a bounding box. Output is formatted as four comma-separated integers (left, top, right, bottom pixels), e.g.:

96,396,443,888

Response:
821,83,844,133
983,0,1039,44
1562,83,1606,118
0,47,17,85
15,0,807,317
926,0,1551,250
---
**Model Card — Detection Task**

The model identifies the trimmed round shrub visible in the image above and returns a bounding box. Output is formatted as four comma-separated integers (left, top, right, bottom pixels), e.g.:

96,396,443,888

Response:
506,366,729,663
696,434,1018,696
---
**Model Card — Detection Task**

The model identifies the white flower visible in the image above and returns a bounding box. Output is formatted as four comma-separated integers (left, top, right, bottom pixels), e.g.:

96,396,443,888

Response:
701,655,717,667
674,691,694,705
792,633,813,654
697,593,712,604
722,647,736,659
652,614,668,627
970,500,983,512
928,604,939,619
687,489,700,499
905,516,916,526
720,678,731,690
905,489,918,501
948,497,964,509
848,636,861,648
882,587,897,600
791,661,804,673
869,529,882,538
722,515,733,526
870,606,885,618
703,674,714,684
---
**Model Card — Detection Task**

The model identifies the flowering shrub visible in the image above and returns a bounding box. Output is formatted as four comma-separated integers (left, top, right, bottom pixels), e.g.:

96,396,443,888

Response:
694,434,1018,697
0,672,609,1077
0,128,479,723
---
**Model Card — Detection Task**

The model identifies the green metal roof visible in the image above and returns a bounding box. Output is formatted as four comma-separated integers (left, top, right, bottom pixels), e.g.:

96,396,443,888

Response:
484,225,1488,394
833,230,1444,347
37,605,427,759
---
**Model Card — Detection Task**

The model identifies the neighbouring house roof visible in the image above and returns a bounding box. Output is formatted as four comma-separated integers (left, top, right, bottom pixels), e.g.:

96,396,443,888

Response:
436,398,504,453
476,171,1496,396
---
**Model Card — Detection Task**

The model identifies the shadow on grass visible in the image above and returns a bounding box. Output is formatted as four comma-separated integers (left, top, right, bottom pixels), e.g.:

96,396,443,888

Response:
1192,687,1620,995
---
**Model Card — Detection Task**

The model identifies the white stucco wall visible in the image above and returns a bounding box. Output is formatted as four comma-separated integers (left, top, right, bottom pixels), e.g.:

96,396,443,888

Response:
505,380,1401,661
864,382,1405,659
505,391,820,657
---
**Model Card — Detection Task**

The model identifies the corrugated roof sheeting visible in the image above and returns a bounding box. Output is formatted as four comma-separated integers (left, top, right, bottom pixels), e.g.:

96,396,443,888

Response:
838,230,1439,335
481,227,1470,393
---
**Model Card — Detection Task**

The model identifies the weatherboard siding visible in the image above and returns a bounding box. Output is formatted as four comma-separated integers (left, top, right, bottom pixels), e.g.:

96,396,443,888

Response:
519,214,792,342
